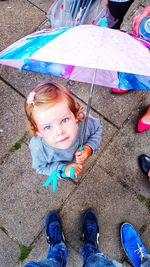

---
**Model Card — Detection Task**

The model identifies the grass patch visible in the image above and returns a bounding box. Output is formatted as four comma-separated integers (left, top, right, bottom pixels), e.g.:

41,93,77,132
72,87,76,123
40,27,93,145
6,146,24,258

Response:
9,133,27,153
19,243,34,261
0,227,34,261
137,194,150,212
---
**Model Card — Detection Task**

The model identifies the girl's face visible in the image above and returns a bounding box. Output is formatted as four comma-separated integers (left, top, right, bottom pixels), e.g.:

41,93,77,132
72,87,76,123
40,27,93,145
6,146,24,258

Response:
33,100,78,149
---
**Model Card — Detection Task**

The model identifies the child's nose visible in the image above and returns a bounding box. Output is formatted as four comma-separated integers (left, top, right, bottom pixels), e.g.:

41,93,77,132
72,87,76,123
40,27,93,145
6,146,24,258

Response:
56,126,63,135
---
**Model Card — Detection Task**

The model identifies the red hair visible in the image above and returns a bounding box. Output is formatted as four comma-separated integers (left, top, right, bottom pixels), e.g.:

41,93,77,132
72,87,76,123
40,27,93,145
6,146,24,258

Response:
24,82,84,135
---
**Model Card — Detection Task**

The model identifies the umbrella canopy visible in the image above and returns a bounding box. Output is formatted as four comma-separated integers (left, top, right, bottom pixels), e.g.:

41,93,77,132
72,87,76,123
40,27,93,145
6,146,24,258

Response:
0,25,150,89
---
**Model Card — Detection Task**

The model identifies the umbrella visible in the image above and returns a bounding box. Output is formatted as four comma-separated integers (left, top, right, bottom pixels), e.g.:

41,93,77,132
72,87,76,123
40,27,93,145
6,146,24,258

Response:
0,25,149,89
1,25,149,191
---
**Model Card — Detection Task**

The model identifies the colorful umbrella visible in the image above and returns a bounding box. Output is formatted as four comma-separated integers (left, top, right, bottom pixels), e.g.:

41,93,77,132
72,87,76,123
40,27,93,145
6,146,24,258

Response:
0,25,149,89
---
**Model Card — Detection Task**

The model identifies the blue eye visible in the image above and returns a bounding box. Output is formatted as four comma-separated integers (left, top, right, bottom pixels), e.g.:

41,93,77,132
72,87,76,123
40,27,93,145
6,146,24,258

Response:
44,125,51,131
62,117,69,123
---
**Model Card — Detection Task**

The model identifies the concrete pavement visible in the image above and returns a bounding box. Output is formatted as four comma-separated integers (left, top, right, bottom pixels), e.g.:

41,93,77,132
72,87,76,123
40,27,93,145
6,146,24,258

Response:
0,1,150,266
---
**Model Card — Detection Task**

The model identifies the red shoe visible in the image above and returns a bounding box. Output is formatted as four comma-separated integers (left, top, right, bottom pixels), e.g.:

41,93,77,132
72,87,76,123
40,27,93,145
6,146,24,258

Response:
112,88,129,94
137,118,150,133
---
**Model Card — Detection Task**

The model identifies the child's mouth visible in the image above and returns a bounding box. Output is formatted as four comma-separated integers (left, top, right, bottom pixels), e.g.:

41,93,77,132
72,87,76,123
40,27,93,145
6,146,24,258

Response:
57,137,69,143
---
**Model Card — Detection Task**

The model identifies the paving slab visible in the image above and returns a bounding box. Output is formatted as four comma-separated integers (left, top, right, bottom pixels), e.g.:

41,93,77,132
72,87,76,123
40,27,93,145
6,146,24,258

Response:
0,229,20,267
28,0,51,13
0,0,46,50
66,246,82,267
0,79,26,159
23,229,82,267
70,82,148,128
97,93,150,199
0,144,76,245
0,66,67,97
60,167,150,263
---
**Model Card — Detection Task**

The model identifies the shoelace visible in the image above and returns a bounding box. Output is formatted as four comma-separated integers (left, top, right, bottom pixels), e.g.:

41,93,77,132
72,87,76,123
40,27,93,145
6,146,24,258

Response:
134,243,145,260
82,225,99,246
47,223,60,246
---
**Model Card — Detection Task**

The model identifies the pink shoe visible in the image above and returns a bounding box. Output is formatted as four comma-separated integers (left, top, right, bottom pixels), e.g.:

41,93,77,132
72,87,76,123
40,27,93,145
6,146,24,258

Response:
111,88,129,94
137,107,150,133
137,118,150,133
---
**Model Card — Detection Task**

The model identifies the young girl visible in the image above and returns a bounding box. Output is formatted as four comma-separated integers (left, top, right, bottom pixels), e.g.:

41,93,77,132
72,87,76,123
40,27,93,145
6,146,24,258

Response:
24,83,102,184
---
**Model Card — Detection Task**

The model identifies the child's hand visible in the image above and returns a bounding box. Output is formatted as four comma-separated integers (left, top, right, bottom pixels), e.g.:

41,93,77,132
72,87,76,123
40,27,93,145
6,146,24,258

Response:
132,5,150,36
65,162,82,179
75,145,92,164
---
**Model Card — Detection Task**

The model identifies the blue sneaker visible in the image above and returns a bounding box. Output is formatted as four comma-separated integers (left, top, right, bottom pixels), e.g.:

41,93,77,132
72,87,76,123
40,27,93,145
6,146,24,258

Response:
45,211,65,247
121,223,148,267
81,209,99,248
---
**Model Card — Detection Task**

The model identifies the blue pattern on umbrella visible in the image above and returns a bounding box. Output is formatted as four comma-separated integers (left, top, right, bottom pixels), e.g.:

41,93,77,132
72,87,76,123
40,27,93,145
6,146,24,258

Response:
118,72,150,90
23,60,67,76
0,28,69,60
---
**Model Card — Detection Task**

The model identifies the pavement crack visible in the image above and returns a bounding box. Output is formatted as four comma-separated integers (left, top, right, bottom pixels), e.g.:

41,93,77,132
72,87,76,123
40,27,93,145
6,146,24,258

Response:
0,76,26,98
27,0,47,14
0,225,9,236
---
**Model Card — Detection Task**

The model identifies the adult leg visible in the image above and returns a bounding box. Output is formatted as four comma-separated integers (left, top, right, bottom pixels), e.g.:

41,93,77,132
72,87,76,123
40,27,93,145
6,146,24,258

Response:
83,252,123,267
108,0,134,29
24,246,65,267
24,211,67,267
